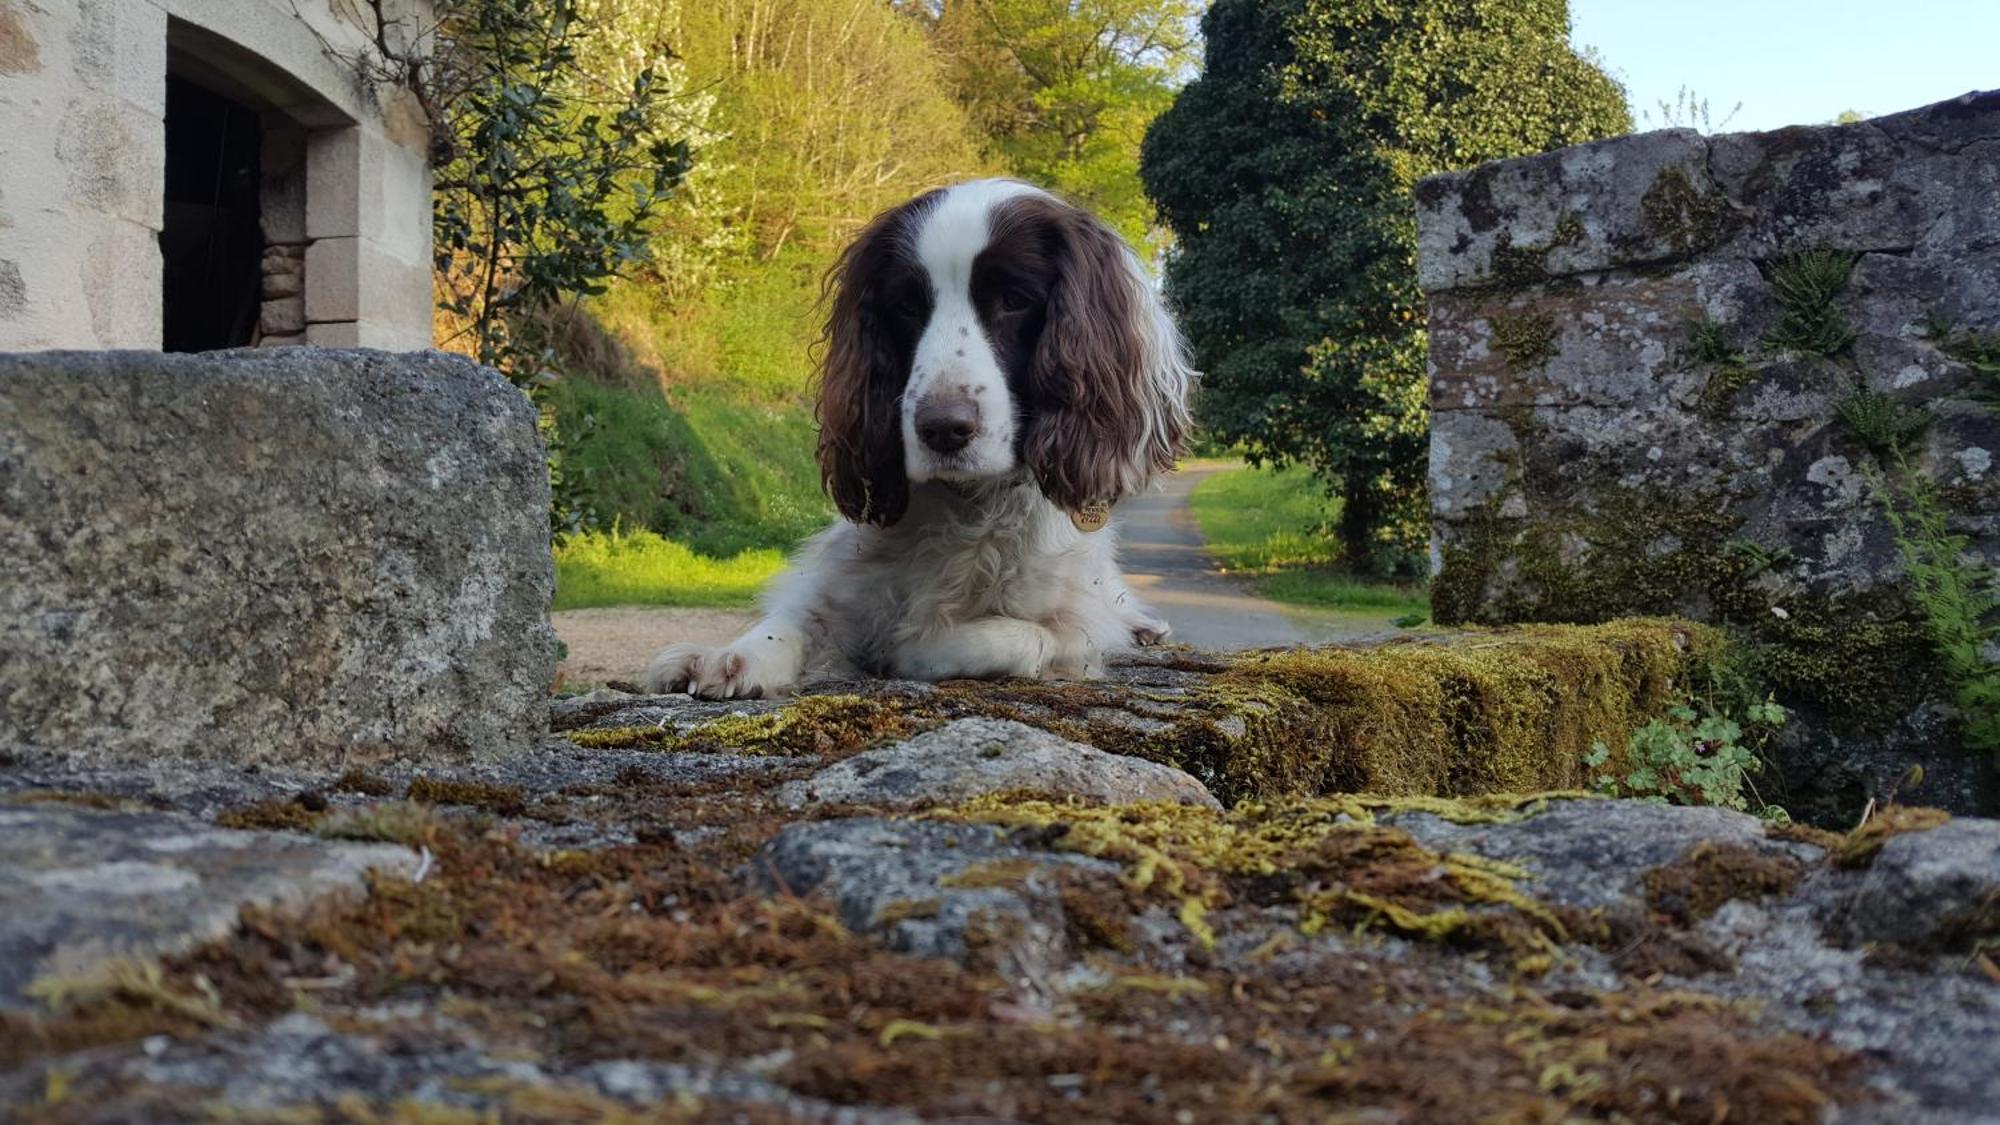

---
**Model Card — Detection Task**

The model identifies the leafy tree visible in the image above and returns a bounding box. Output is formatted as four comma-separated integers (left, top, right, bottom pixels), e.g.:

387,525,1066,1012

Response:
899,0,1200,247
1143,0,1629,574
425,0,695,373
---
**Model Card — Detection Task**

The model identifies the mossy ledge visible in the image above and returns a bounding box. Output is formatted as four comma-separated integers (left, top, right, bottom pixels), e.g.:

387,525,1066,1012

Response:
568,619,1720,806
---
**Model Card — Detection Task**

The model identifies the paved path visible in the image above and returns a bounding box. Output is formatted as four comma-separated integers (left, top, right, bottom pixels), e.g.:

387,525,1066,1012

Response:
553,466,1369,683
1118,466,1341,650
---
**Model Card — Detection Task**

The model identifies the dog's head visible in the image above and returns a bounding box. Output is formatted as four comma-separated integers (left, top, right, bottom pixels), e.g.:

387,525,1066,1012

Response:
815,180,1194,526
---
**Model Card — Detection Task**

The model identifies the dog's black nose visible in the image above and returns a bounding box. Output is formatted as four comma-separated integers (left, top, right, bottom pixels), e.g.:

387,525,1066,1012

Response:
915,393,980,453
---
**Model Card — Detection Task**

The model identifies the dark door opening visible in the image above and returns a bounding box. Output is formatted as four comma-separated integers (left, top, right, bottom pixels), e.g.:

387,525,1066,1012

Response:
161,73,263,352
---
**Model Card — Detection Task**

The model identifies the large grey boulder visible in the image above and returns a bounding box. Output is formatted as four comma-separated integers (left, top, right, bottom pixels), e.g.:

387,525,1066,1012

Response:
0,348,556,767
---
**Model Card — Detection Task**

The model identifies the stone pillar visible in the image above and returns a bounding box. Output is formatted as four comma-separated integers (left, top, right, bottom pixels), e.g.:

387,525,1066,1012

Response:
1415,90,2000,819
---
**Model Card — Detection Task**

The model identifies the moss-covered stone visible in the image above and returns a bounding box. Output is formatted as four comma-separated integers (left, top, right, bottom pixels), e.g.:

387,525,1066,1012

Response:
1491,310,1560,371
1432,491,1940,733
1639,166,1735,256
1489,213,1584,288
564,621,1719,809
933,793,1570,966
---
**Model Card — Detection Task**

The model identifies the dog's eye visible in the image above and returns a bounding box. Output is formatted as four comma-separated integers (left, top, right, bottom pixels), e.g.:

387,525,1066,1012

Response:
999,288,1038,314
891,291,927,320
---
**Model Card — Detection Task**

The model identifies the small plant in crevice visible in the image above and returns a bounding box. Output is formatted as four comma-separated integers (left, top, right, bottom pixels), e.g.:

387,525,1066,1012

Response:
1688,316,1756,408
1874,457,2000,758
1835,386,1931,454
1915,309,2000,392
1724,538,1796,579
1763,248,1859,356
1586,698,1790,819
1687,317,1744,366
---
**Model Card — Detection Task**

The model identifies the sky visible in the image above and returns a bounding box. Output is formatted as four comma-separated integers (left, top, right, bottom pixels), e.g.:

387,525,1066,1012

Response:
1569,0,1999,133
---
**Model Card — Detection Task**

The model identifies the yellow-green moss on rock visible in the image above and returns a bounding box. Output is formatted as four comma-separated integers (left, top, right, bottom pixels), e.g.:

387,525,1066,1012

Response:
931,793,1571,965
568,620,1720,808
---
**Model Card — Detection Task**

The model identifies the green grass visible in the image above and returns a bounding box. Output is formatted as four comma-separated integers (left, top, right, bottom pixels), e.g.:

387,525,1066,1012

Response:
553,529,787,611
1189,463,1428,617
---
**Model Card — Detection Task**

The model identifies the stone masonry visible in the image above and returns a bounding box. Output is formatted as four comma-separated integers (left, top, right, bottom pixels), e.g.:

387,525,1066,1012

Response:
0,349,556,767
1417,91,2000,820
0,0,435,350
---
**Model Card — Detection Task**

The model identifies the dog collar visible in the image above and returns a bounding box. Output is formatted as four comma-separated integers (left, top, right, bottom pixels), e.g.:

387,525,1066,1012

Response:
1069,500,1111,533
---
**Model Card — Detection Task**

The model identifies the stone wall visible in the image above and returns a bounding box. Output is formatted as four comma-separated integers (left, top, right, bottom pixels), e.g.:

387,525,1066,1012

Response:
0,349,556,767
0,0,434,350
1417,91,2000,819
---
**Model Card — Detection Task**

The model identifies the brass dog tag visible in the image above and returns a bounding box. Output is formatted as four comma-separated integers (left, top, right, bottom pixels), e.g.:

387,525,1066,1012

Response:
1070,501,1111,533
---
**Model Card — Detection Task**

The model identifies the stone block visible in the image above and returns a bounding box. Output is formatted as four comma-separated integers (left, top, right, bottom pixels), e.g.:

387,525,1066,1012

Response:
0,348,557,767
306,320,362,347
259,294,304,335
0,803,415,1010
304,235,360,322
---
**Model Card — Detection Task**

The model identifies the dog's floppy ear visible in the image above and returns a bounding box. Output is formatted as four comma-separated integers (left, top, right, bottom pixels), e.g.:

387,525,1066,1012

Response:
1022,202,1193,513
815,195,935,526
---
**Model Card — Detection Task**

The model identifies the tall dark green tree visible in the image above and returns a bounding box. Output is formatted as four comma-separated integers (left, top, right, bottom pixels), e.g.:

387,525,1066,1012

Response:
1142,0,1629,575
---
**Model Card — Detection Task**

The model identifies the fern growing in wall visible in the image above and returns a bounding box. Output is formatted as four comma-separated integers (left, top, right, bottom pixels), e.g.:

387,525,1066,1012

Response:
1876,458,2000,757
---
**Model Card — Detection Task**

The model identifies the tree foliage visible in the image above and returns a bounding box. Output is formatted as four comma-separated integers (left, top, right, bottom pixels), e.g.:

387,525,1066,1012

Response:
900,0,1199,247
426,0,696,373
1143,0,1629,574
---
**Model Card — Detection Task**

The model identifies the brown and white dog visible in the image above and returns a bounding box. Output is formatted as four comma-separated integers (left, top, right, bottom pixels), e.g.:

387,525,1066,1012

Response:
644,179,1194,698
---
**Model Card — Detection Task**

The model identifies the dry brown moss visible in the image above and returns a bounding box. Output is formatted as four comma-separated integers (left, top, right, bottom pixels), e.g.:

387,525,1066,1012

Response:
405,776,528,816
5,797,1869,1122
1830,805,1952,868
1643,841,1807,926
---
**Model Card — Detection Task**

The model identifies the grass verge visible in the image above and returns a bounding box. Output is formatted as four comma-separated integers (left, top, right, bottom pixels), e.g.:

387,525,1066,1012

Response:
1188,463,1427,617
554,529,786,611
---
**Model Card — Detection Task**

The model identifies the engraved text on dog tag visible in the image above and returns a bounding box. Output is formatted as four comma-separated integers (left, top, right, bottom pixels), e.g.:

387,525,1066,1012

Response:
1070,501,1111,533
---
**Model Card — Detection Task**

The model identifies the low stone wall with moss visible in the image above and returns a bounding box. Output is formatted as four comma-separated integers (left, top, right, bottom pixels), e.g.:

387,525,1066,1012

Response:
1415,91,2000,818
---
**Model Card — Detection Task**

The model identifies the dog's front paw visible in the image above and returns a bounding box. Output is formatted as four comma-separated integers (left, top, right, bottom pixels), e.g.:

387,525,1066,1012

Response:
1130,616,1172,647
643,641,796,700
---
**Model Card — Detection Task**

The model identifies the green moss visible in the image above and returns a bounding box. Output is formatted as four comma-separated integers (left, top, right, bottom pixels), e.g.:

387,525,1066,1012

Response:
1433,490,1940,733
1639,166,1735,255
1491,311,1560,372
1830,805,1951,869
566,621,1716,810
567,695,924,757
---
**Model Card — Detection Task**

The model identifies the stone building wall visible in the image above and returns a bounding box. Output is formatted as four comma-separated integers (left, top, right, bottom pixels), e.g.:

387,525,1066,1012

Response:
1417,91,2000,819
0,0,434,351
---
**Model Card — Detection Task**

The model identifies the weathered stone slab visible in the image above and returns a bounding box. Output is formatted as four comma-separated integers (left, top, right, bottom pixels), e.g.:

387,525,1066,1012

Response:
0,802,415,1010
775,717,1221,811
0,348,557,767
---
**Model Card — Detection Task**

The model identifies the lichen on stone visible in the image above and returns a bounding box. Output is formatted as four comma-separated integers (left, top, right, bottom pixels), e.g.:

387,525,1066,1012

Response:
1488,212,1584,288
1490,310,1560,371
